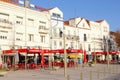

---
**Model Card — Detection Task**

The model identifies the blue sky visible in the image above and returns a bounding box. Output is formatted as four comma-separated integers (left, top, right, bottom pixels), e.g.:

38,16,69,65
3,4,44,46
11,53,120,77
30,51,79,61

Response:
30,0,120,31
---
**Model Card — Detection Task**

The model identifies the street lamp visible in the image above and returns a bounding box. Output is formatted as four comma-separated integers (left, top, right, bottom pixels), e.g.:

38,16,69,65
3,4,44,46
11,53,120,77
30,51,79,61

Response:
63,26,67,77
106,38,109,68
25,46,30,70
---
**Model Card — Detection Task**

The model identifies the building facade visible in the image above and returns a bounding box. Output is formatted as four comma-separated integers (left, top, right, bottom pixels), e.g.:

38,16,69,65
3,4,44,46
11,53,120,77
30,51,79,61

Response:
0,0,48,50
0,0,111,56
64,18,110,53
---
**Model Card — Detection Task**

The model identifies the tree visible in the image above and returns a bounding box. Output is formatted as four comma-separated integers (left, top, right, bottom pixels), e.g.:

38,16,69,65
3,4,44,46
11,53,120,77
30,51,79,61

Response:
115,30,120,47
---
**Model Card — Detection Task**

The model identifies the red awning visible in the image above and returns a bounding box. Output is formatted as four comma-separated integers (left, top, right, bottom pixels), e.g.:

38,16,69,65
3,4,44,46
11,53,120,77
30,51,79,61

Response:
92,51,119,55
69,49,83,53
2,48,50,54
2,48,83,54
51,49,83,53
91,52,103,54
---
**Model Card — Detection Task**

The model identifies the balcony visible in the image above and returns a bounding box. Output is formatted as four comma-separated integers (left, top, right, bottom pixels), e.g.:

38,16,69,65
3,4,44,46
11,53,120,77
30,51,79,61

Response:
39,27,49,34
66,35,79,41
0,18,13,29
92,38,103,43
52,33,63,39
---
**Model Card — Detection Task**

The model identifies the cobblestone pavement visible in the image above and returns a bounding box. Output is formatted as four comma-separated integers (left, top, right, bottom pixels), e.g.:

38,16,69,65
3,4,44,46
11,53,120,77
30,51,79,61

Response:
0,64,120,80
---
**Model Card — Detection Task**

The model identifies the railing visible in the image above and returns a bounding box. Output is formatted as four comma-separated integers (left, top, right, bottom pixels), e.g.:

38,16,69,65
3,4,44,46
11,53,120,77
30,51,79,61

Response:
39,28,49,34
52,33,63,38
0,18,13,29
0,18,12,25
66,35,79,40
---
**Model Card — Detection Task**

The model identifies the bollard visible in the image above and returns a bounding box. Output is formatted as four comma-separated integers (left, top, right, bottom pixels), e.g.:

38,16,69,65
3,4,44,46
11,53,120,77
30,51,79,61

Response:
90,71,92,80
80,72,83,80
109,67,111,74
67,75,70,80
97,69,100,80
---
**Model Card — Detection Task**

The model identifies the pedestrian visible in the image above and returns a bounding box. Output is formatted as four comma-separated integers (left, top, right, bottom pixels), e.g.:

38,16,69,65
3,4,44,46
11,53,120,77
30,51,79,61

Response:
7,56,11,70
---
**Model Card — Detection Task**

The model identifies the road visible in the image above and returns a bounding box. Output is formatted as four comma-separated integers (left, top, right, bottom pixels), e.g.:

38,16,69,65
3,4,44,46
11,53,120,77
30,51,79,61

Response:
0,64,120,80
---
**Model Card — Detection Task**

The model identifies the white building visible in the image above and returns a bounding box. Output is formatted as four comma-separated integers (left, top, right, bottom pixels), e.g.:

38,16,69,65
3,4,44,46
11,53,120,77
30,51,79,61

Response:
0,0,110,57
0,0,51,50
43,7,64,50
64,17,110,58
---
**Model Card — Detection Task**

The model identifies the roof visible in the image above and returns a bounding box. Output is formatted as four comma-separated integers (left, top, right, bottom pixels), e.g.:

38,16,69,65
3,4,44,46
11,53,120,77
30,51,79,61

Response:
81,18,90,26
110,31,116,35
41,8,54,11
96,20,104,23
64,21,69,25
85,19,90,26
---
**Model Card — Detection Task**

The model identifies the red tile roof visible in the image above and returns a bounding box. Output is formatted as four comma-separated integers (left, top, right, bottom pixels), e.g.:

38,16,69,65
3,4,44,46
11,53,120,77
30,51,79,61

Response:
41,8,54,11
64,21,69,25
110,31,116,35
96,20,104,23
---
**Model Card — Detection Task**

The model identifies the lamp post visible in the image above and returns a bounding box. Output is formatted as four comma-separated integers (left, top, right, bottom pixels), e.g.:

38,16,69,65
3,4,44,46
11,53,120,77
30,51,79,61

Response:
63,26,67,77
25,46,29,70
93,38,97,64
106,38,109,68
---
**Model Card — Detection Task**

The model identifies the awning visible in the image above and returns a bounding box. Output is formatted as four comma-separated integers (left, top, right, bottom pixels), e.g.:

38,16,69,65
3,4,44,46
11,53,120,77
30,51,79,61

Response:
92,51,119,55
51,49,83,53
2,48,50,54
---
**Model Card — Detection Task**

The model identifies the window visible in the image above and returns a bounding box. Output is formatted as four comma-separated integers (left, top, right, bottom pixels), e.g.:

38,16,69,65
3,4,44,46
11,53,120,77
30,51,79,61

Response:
28,34,34,41
59,29,63,37
0,12,9,19
39,21,46,30
71,42,74,48
52,13,61,18
39,25,45,30
54,41,56,46
0,35,7,39
28,18,34,27
104,26,108,32
84,34,87,41
88,44,91,51
39,21,46,24
83,23,85,27
0,30,8,40
40,35,45,43
16,32,23,41
59,41,62,47
16,16,23,25
53,28,57,37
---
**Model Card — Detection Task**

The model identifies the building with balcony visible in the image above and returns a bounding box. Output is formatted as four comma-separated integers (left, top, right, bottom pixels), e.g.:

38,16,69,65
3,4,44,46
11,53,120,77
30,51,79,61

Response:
0,0,112,61
64,17,110,61
0,0,51,50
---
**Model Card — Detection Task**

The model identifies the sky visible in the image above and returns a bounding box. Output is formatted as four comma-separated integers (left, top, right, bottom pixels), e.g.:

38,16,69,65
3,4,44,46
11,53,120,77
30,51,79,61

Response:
29,0,120,31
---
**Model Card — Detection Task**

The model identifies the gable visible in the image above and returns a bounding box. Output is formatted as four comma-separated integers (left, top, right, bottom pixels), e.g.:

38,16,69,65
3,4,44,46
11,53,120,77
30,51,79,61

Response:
49,7,63,18
77,18,90,29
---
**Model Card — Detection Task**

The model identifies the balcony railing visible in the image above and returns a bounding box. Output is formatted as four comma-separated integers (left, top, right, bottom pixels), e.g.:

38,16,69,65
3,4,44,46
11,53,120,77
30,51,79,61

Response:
0,18,13,29
39,28,49,34
66,35,79,40
52,33,63,39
